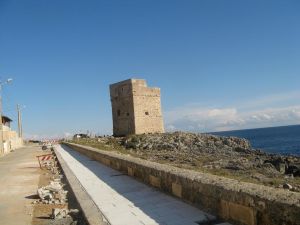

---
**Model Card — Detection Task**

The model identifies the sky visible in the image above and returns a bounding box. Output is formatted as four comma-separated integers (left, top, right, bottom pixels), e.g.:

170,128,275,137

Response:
0,0,299,139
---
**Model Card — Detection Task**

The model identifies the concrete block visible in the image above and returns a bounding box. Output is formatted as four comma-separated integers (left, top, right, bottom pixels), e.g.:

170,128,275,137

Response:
102,158,110,166
128,167,134,177
220,200,255,225
172,183,182,198
149,175,161,188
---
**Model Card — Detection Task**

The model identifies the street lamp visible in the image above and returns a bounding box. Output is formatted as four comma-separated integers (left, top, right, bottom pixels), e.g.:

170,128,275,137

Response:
0,78,13,89
0,78,13,154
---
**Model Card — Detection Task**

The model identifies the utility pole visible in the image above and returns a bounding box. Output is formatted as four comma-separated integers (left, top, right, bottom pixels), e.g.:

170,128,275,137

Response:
17,104,23,139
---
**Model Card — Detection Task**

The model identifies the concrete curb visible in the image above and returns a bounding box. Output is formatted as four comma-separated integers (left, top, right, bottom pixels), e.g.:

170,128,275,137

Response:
54,146,109,225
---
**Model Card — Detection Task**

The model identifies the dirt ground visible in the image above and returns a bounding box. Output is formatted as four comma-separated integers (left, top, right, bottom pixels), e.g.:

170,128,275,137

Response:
0,144,87,225
0,145,41,225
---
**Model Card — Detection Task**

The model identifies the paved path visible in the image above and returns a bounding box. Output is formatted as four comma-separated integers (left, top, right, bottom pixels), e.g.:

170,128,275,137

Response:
0,145,42,225
57,145,230,225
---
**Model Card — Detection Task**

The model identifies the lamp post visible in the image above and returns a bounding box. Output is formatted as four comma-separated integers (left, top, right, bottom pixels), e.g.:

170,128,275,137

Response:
0,78,13,154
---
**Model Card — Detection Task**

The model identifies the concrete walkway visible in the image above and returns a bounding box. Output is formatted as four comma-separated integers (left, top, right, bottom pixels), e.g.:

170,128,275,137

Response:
56,145,230,225
0,145,41,225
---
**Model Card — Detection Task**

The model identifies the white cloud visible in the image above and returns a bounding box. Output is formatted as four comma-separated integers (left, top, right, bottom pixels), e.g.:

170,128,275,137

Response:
24,132,72,140
64,132,73,138
237,91,300,110
24,133,40,140
164,105,300,132
164,91,300,132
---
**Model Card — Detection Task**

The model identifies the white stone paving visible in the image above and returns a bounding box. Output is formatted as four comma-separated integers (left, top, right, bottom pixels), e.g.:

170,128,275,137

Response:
56,145,226,225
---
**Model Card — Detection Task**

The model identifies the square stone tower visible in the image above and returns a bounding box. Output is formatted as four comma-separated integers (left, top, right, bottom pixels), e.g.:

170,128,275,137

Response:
110,79,164,136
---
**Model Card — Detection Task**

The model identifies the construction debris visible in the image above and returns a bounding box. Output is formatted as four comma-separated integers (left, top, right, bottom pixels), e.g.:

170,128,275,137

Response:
37,181,68,204
51,208,80,219
52,208,69,219
33,149,81,222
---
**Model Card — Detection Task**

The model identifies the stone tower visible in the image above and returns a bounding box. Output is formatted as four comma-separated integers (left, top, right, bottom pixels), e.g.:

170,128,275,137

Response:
110,79,164,136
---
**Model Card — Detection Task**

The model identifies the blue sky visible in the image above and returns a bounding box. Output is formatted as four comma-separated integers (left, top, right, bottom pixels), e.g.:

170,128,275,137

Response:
0,0,299,139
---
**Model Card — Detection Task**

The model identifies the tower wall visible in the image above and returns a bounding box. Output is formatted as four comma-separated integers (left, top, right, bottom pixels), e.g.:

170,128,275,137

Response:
110,79,164,136
110,80,135,136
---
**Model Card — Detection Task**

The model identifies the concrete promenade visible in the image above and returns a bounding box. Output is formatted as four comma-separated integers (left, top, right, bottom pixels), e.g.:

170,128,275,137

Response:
56,144,231,225
0,145,41,225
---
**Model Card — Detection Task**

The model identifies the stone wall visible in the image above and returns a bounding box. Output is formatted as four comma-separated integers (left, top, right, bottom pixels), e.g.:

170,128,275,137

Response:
109,79,164,136
2,130,23,154
63,142,300,225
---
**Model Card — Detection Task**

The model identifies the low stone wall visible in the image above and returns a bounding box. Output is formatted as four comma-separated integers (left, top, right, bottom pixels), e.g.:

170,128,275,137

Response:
63,142,300,225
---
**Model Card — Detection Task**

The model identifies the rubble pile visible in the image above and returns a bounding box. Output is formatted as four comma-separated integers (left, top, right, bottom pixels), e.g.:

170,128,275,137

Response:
52,208,80,220
33,150,80,223
35,154,68,206
37,181,67,205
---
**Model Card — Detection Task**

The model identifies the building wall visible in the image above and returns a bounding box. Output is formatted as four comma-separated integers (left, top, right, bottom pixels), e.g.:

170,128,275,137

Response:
110,80,135,136
110,79,164,136
132,80,164,134
2,126,23,154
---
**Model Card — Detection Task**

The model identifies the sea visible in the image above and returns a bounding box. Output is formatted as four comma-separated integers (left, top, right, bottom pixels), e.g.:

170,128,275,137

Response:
212,124,300,156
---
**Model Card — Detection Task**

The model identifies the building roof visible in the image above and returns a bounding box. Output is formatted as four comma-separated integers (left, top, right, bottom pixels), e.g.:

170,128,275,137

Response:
110,78,146,87
2,116,12,122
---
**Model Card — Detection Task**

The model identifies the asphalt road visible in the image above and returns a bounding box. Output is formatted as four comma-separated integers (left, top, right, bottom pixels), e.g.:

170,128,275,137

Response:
0,145,42,225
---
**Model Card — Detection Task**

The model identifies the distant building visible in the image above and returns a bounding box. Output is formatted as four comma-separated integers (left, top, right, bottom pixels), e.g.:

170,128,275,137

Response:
1,116,23,154
2,116,12,128
73,134,89,139
110,79,164,136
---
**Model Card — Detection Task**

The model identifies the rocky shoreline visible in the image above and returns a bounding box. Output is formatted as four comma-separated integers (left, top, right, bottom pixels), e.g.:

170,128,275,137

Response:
71,132,300,192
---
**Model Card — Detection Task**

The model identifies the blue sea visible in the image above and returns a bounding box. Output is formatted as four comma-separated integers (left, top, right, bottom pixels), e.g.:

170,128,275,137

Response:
212,125,300,156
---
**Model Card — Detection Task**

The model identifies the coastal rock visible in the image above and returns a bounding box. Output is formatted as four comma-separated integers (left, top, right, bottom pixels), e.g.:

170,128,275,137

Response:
264,157,287,174
261,163,280,175
122,132,252,156
283,183,293,190
286,165,300,177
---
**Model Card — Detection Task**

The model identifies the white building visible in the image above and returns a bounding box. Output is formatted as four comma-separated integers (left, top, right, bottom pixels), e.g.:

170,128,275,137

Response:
1,116,23,154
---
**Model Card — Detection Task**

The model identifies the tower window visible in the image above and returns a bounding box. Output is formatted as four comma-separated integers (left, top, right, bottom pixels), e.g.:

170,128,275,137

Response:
145,111,149,115
117,110,121,116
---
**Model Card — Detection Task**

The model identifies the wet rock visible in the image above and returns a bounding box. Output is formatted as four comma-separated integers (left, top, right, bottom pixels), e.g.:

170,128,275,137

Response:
264,157,287,174
286,165,300,177
283,183,293,190
262,163,280,175
284,174,294,179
